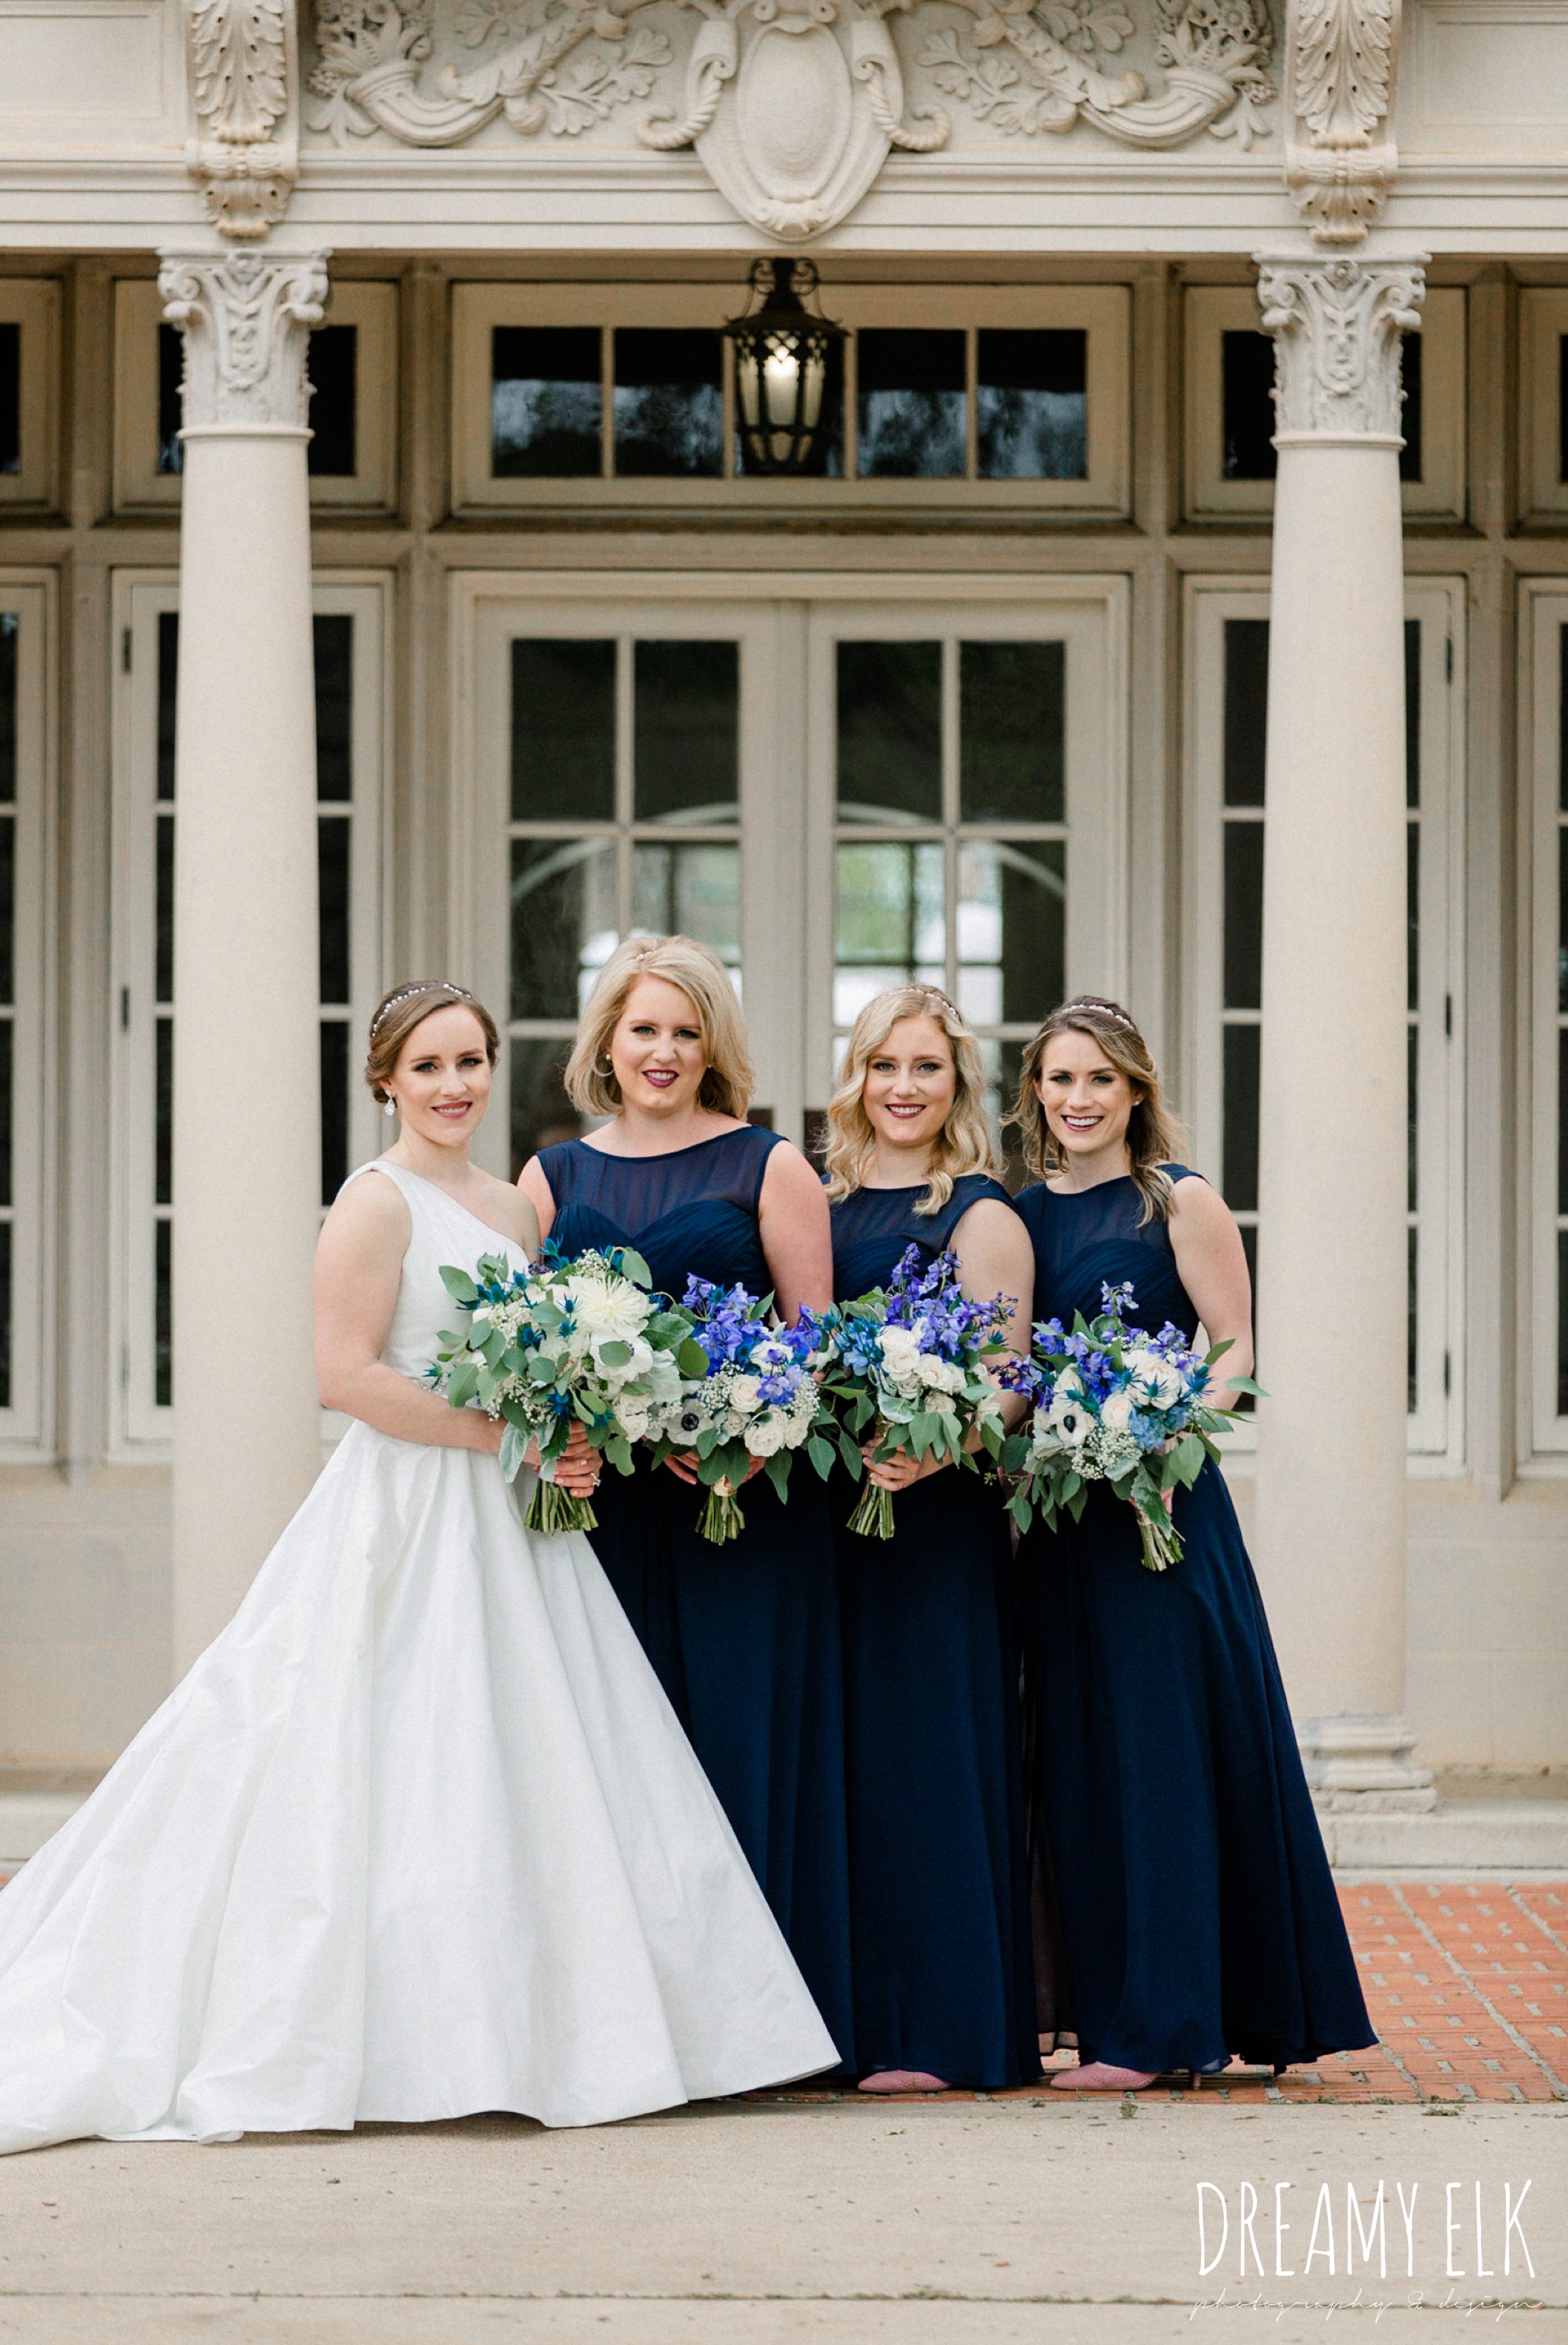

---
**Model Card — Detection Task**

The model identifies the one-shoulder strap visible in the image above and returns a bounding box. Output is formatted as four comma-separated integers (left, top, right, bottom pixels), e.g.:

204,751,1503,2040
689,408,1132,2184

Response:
341,1159,416,1204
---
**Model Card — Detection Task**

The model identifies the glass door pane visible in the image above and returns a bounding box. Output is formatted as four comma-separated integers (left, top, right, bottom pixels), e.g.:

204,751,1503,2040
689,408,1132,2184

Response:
502,622,750,1171
807,598,1118,1182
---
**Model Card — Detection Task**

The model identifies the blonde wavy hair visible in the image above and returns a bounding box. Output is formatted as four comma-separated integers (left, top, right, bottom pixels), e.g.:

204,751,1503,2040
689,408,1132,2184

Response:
825,986,999,1215
564,934,754,1122
1011,996,1187,1226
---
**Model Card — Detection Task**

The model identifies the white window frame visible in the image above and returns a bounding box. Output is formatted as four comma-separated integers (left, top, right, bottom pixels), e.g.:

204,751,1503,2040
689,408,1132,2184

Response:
1182,285,1465,525
455,575,796,1161
1184,575,1466,1461
1519,291,1568,526
0,575,55,1455
451,283,1130,520
110,570,389,1454
0,281,60,513
452,570,1127,1167
1524,582,1568,1457
114,280,401,515
801,582,1129,1123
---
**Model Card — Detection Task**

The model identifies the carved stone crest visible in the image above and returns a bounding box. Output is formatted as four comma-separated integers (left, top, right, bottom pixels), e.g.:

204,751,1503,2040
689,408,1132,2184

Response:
305,0,1275,239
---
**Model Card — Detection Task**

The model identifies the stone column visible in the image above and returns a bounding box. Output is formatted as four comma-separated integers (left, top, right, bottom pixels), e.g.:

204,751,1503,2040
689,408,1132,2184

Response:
158,249,329,1671
1252,254,1435,1812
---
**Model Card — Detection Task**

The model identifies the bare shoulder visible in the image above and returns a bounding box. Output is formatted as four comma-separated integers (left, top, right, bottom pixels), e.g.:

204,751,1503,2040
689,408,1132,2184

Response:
955,1194,1025,1241
318,1165,411,1260
760,1137,829,1211
1166,1173,1236,1243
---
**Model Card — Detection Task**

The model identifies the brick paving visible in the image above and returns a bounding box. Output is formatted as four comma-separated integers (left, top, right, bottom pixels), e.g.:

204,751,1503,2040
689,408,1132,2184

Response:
0,1868,1562,2109
753,1881,1568,2107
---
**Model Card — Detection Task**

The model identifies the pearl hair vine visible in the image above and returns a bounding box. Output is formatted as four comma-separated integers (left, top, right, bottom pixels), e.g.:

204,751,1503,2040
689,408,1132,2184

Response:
368,980,474,1040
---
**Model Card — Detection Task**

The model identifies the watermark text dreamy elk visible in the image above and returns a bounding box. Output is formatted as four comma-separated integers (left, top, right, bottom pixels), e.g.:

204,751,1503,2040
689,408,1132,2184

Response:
1195,2181,1535,2281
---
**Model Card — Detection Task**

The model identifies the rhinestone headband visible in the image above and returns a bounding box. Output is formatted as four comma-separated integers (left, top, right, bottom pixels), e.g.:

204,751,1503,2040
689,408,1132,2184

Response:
1060,996,1135,1032
369,981,474,1039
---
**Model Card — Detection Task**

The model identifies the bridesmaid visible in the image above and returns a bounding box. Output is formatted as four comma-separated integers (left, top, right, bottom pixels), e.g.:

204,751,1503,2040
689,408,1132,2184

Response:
825,986,1040,2094
519,935,853,2067
1011,996,1375,2091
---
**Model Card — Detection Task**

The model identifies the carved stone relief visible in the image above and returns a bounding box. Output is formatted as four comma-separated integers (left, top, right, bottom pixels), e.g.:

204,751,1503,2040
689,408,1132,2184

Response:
159,252,331,429
1256,255,1425,440
1284,0,1400,244
187,0,302,238
303,0,1276,239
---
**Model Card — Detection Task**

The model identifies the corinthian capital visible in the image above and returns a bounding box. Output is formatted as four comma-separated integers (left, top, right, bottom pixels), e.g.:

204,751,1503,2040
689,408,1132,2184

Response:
1254,256,1426,442
158,251,330,433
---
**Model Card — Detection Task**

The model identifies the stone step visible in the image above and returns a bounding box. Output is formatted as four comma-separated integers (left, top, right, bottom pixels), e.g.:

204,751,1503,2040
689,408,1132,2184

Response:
4,1790,1566,1882
1321,1799,1568,1875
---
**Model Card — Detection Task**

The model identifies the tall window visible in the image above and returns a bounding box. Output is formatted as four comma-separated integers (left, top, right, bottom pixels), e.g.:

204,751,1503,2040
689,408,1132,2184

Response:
1188,581,1462,1452
0,581,49,1450
505,628,746,1171
114,578,383,1445
826,633,1067,1164
1529,589,1568,1451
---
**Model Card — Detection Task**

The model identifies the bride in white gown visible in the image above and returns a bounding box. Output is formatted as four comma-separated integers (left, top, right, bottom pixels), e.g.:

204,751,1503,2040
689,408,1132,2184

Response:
0,979,838,2154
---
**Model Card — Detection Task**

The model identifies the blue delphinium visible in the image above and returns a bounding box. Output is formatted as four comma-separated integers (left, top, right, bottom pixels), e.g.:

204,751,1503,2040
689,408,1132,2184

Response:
998,1280,1258,1570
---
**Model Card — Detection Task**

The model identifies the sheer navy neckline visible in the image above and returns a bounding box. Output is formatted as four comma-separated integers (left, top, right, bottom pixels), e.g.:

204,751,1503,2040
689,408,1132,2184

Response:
571,1124,756,1167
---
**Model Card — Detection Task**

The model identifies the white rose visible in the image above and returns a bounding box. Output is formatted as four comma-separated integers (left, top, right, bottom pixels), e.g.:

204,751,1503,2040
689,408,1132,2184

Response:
616,1399,652,1442
746,1414,789,1457
730,1374,763,1414
916,1354,965,1395
1099,1387,1136,1435
877,1326,926,1396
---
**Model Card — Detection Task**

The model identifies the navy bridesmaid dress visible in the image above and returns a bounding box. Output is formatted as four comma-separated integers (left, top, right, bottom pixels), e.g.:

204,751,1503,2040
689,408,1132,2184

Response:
535,1125,854,2068
829,1176,1040,2087
1014,1167,1375,2077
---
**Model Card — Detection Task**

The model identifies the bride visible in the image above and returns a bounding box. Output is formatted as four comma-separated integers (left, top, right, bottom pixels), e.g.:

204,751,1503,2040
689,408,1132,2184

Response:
0,978,837,2154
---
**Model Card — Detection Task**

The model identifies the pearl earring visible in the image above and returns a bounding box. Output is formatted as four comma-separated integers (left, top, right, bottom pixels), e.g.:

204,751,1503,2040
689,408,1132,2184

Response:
383,1096,397,1119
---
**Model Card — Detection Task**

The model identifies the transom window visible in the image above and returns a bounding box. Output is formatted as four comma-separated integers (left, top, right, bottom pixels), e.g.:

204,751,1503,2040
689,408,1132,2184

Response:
452,286,1130,515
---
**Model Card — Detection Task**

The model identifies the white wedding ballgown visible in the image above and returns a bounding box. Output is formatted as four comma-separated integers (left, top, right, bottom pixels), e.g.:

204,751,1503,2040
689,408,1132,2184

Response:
0,1161,838,2152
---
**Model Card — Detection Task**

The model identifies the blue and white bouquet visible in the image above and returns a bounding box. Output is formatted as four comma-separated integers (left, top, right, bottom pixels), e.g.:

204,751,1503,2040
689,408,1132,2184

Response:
814,1245,1011,1541
430,1243,690,1536
997,1280,1258,1572
648,1277,837,1545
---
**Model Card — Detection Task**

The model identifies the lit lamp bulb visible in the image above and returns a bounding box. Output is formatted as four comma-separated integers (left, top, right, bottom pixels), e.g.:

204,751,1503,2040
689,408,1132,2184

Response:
724,259,844,477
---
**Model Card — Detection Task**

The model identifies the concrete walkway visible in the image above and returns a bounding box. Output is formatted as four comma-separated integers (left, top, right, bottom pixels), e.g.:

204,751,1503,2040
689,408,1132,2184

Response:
0,2100,1563,2343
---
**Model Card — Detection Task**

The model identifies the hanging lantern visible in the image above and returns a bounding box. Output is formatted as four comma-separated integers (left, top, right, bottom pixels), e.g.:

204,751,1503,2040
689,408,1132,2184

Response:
724,259,846,477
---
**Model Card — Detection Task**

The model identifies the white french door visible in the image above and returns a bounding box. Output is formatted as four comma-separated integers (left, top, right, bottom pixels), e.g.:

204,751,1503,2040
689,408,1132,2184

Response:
457,573,1127,1177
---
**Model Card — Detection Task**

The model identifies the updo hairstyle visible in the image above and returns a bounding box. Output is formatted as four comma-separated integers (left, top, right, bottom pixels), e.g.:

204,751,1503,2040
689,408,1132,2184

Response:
363,979,500,1107
1010,996,1186,1225
564,935,754,1122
